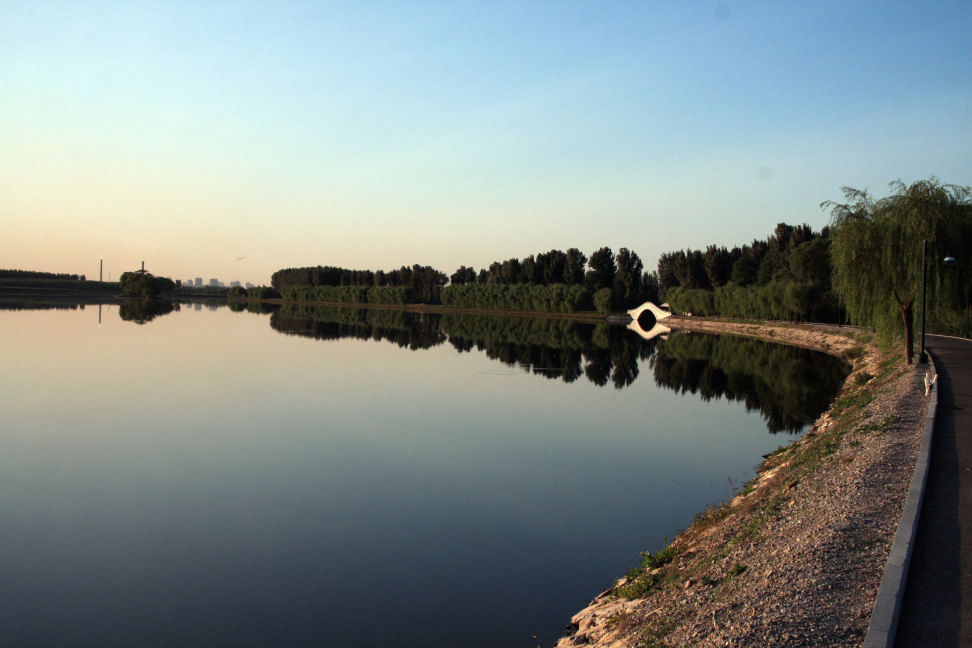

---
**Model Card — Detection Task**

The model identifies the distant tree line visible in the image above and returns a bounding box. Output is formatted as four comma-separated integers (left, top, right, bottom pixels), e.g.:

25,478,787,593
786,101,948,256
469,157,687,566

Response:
228,285,279,300
271,265,448,304
0,269,86,281
445,247,659,314
270,247,660,314
441,283,593,313
658,223,837,322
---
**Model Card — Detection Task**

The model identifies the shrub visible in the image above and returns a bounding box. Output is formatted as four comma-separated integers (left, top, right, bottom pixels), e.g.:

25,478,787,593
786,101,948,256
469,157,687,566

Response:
593,288,614,314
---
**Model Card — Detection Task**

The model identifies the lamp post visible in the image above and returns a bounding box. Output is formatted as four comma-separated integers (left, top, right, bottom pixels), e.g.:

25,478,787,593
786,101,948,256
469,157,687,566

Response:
919,240,929,364
942,255,969,338
920,245,961,362
966,285,971,339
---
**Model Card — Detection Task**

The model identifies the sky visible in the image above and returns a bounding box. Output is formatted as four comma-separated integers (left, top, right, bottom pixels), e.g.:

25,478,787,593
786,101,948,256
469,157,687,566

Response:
2,1,970,286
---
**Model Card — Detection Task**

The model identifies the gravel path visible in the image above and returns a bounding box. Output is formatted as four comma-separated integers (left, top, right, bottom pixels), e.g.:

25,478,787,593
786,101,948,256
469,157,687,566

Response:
556,319,927,648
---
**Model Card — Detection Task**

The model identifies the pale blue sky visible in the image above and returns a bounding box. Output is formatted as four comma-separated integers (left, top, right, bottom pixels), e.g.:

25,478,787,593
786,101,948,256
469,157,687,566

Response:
3,1,970,285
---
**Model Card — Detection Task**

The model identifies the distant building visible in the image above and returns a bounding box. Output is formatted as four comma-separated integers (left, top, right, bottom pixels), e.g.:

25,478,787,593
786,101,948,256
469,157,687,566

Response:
195,278,203,287
230,281,241,288
209,278,219,287
245,282,254,289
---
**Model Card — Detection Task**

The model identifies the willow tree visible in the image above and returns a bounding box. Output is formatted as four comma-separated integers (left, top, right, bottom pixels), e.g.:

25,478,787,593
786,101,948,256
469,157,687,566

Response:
823,178,971,364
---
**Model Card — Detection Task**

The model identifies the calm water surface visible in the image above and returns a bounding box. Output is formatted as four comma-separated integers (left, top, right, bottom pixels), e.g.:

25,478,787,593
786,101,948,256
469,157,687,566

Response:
0,304,843,647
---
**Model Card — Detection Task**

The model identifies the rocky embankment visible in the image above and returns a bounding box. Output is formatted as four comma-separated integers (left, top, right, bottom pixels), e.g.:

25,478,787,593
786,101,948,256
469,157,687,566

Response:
557,318,928,648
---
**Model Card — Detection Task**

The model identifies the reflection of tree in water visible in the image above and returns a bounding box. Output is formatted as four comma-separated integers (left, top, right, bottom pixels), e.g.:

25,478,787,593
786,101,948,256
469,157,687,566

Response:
651,332,849,433
442,316,651,389
584,352,613,387
0,302,86,311
228,301,280,315
269,305,446,349
119,299,176,324
261,307,846,434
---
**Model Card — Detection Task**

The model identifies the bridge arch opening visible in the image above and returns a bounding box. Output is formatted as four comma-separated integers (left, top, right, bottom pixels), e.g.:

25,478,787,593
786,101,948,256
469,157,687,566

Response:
635,309,656,331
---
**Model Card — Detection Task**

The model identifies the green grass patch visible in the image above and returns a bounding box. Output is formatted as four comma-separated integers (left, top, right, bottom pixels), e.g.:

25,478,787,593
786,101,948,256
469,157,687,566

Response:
727,563,747,580
854,371,874,386
701,562,748,588
616,540,684,600
859,414,903,435
637,615,681,648
616,571,662,600
831,389,874,417
641,540,682,570
845,345,866,360
729,494,787,546
879,353,905,380
692,502,733,531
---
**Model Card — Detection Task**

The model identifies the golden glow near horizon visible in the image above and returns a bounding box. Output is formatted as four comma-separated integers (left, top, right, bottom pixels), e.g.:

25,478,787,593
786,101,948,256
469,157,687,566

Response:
3,1,970,285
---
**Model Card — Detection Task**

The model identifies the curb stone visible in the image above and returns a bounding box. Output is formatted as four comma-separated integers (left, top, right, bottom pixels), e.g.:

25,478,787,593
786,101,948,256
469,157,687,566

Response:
862,360,938,648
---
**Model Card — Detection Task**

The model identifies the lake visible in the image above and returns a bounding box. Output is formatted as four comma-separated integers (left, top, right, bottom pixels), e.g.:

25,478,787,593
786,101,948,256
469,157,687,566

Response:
0,302,846,647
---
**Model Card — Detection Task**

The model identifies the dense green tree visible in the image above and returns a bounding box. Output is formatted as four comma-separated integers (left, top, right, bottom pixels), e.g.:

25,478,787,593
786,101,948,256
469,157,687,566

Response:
680,249,710,290
756,249,785,285
519,255,539,284
642,271,661,305
824,178,972,363
563,248,588,285
499,258,521,284
450,265,477,285
587,247,616,291
537,249,567,285
613,247,645,308
592,288,614,313
703,245,733,288
789,236,831,285
730,254,758,286
119,270,175,299
656,251,681,296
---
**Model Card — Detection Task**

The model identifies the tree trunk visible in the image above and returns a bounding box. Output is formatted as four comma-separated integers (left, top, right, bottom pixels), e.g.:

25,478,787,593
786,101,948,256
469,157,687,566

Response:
901,300,914,365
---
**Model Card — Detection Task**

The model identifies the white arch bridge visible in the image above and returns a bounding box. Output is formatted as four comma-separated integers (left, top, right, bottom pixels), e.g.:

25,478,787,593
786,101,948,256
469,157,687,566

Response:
622,301,672,341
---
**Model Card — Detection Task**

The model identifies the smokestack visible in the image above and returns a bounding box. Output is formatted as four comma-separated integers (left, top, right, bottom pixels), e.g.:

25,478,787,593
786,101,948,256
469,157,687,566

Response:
100,257,103,282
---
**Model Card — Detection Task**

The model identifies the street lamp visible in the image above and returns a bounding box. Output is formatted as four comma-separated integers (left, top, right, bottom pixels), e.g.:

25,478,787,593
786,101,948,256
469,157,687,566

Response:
942,255,970,338
920,240,930,363
920,244,961,363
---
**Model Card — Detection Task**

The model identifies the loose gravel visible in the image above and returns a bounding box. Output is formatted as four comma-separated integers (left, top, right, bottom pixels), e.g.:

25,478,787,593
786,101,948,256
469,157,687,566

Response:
556,319,927,648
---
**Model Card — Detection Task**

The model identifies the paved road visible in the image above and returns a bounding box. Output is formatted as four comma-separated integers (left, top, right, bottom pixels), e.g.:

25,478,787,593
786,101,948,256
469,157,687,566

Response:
895,335,972,646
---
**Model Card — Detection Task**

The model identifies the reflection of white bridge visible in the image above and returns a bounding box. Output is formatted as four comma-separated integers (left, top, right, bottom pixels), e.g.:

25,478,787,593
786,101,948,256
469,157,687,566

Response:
625,301,672,341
